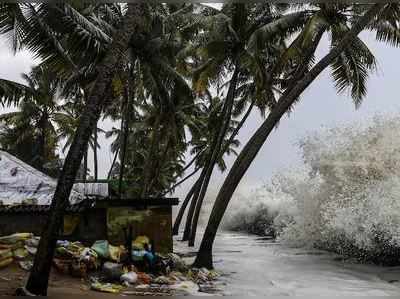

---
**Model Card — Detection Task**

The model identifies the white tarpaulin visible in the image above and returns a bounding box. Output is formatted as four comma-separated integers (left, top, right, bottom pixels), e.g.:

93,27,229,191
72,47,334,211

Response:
0,150,100,205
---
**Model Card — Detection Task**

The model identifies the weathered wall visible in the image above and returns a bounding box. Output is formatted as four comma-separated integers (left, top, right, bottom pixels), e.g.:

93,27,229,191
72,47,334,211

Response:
65,209,108,243
0,206,174,252
0,213,48,236
107,206,173,253
0,210,107,244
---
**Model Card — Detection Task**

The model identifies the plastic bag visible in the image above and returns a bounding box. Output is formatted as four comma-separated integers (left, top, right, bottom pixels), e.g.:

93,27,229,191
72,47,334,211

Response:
132,236,150,250
25,237,40,248
132,250,145,262
25,245,37,256
120,272,138,284
19,260,33,271
91,240,110,259
109,244,124,263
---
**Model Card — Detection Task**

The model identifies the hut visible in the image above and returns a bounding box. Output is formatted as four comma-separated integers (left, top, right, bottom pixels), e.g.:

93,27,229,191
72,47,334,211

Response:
0,150,178,253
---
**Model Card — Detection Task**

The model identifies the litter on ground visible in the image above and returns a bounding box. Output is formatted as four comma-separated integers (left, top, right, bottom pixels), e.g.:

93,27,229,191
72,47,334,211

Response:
0,232,220,295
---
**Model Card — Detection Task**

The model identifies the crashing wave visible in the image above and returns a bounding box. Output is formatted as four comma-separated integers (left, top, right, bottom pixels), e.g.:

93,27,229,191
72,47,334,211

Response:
223,115,400,265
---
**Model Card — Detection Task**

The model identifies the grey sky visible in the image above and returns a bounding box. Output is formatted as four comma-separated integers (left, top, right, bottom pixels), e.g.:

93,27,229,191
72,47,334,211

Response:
0,29,399,202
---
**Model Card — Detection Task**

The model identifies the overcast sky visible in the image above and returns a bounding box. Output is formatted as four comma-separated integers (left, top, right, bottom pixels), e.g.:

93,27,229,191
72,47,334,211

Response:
1,29,399,201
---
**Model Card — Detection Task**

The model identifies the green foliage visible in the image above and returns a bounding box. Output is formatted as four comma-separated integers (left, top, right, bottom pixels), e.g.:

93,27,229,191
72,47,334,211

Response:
1,2,399,195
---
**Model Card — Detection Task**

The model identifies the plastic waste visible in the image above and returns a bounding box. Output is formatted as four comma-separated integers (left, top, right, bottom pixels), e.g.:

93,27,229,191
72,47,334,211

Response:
0,233,33,245
25,237,40,248
132,236,150,250
13,247,28,260
79,248,99,271
136,272,152,284
167,253,188,272
120,271,138,284
25,245,37,256
132,249,146,262
169,281,199,296
91,240,110,259
56,240,70,248
109,244,124,263
153,275,172,285
102,262,123,281
168,271,186,282
19,260,33,271
90,282,124,294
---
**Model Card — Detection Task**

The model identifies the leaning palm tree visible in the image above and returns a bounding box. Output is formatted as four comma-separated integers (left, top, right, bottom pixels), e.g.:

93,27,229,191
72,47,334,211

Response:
180,3,314,245
55,100,104,181
194,3,397,269
1,2,152,295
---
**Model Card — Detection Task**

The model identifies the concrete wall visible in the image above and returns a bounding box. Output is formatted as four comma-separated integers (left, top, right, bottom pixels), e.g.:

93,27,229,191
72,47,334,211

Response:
107,206,173,253
0,206,174,252
0,210,107,244
0,213,48,236
65,209,108,244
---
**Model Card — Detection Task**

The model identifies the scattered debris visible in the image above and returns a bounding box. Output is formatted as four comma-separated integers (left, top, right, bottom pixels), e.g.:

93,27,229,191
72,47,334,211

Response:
90,281,125,294
120,271,138,284
0,232,221,295
102,262,123,281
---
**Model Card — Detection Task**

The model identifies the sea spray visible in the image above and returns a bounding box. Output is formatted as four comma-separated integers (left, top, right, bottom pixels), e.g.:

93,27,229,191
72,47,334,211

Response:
223,115,400,264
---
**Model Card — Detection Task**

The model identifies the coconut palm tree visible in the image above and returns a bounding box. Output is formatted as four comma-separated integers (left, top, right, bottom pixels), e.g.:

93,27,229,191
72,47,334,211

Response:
0,66,67,175
55,100,104,180
193,3,396,269
180,3,315,246
0,2,152,294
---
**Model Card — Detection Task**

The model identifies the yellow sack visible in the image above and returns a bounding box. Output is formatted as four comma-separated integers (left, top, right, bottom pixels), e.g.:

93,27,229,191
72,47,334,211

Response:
109,244,124,263
0,233,33,245
132,236,150,250
0,248,12,260
0,257,13,269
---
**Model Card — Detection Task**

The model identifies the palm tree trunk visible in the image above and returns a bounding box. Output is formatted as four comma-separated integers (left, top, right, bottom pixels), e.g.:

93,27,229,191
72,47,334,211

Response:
192,3,385,269
162,167,201,196
37,116,47,171
141,118,161,197
222,99,255,156
188,66,240,246
107,148,120,179
160,149,204,196
182,170,205,240
25,4,149,295
118,85,131,197
174,101,254,238
179,150,204,176
83,145,88,182
93,124,98,180
147,137,171,194
172,178,200,236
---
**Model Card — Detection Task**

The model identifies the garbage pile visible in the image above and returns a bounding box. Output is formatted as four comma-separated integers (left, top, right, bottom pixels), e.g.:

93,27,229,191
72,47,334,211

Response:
0,233,221,295
0,233,35,271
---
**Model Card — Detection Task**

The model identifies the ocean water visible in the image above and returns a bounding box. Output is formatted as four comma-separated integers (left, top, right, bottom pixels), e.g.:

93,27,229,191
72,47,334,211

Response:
175,232,400,296
223,115,400,262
